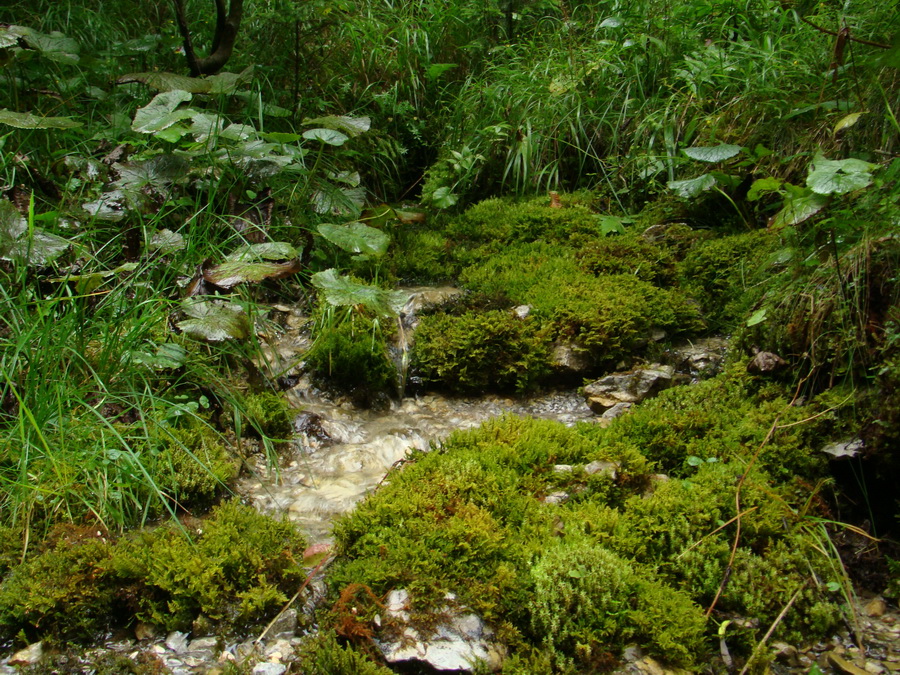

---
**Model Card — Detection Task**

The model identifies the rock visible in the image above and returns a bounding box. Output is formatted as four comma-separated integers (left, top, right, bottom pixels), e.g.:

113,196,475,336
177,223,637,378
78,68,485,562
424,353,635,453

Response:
376,590,506,672
747,350,787,374
267,608,298,638
550,341,593,374
667,337,728,377
584,364,676,414
513,305,531,319
773,641,803,667
166,631,190,653
292,411,332,447
601,402,633,420
542,491,569,504
252,663,287,675
828,651,870,675
135,621,157,640
188,637,219,651
865,597,888,618
823,438,865,459
8,642,43,666
584,460,618,479
553,464,573,473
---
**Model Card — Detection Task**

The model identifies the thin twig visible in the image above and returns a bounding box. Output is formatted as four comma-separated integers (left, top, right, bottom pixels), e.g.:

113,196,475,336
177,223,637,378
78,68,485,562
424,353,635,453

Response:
254,553,334,646
677,506,759,559
738,581,808,675
800,17,890,49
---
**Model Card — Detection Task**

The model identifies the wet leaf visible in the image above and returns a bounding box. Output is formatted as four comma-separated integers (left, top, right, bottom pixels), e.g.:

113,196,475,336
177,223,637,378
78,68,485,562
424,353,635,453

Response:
203,242,302,288
312,268,408,317
149,229,185,255
683,144,742,162
118,66,254,94
318,222,389,257
302,128,349,146
667,173,717,198
177,298,251,341
747,177,782,201
770,185,829,228
807,153,876,195
82,190,127,221
746,308,767,327
597,216,628,236
302,115,371,137
311,184,366,217
0,200,70,265
833,112,865,135
113,155,189,200
130,343,187,370
132,90,194,134
430,186,458,209
10,26,80,64
0,109,81,129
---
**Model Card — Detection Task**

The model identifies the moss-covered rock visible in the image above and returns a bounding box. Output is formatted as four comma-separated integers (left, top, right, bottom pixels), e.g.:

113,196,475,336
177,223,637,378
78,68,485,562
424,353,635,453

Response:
109,500,306,631
413,310,552,393
240,390,294,438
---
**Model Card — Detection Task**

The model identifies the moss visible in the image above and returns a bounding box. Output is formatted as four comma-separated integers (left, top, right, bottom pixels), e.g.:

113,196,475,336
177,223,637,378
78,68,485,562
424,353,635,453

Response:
458,243,704,368
390,226,458,282
679,230,776,330
108,500,306,632
240,391,293,438
296,631,393,674
305,312,397,399
0,531,116,642
151,422,239,507
413,310,552,393
574,232,677,286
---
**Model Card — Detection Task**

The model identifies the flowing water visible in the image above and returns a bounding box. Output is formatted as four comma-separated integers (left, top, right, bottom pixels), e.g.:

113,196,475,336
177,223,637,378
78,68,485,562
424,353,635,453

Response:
242,287,598,545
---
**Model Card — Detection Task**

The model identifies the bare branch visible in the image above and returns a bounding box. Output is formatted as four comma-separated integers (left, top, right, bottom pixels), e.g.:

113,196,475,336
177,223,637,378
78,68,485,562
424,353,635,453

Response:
171,0,244,77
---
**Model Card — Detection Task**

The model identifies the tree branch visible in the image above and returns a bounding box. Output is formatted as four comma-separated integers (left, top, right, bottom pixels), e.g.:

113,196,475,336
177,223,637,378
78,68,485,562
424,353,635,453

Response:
801,16,890,49
171,0,244,77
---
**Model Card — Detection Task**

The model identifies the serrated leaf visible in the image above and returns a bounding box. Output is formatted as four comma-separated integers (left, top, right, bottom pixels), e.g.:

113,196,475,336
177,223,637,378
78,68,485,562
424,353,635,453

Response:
118,66,253,94
132,90,193,134
683,144,742,162
177,299,251,341
318,222,389,257
668,173,717,198
425,63,457,80
82,190,127,221
204,242,302,288
302,128,349,146
311,269,408,317
18,27,79,64
597,215,627,235
311,184,366,217
302,115,371,137
0,200,70,265
0,109,81,129
833,112,865,135
263,132,303,143
747,177,783,201
0,26,20,49
226,242,299,262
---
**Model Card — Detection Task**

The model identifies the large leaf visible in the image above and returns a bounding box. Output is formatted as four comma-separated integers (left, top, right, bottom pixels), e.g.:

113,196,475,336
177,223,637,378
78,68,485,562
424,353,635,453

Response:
302,128,349,146
0,200,70,266
311,269,408,317
0,109,81,129
683,144,743,162
82,190,127,221
770,185,829,228
667,173,717,198
303,115,371,137
7,26,80,64
311,184,366,217
132,90,193,134
149,229,185,255
118,66,254,94
177,298,251,341
318,222,389,257
806,153,876,195
203,242,303,288
130,343,187,370
113,155,189,201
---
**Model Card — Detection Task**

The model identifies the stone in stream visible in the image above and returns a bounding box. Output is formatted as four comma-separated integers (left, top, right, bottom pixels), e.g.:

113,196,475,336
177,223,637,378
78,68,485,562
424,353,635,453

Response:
375,589,506,672
583,364,677,414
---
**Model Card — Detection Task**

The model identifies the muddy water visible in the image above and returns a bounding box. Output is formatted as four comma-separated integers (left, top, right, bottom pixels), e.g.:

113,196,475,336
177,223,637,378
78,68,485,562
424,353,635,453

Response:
238,387,595,545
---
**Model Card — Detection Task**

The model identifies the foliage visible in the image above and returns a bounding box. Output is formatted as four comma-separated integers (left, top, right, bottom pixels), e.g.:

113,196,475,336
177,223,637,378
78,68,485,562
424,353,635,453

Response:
296,631,394,674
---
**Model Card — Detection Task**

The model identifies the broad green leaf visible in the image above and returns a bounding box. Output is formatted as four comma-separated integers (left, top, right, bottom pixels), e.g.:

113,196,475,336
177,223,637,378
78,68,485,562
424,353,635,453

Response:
263,132,303,143
82,190,127,221
189,112,225,145
178,298,251,341
667,173,717,198
430,186,459,208
0,200,70,265
16,27,80,64
303,115,371,137
204,242,302,288
770,186,829,228
118,66,253,94
311,269,408,317
318,222,390,257
0,26,20,49
683,143,743,162
207,66,255,94
747,177,783,201
425,63,457,80
51,262,139,294
302,128,349,146
597,215,627,235
311,184,365,216
113,155,189,205
807,153,876,195
746,308,767,326
132,90,193,134
833,112,865,135
0,109,81,129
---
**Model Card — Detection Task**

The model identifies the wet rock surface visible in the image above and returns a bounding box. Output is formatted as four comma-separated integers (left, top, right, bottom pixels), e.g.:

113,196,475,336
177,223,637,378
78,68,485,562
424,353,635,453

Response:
583,363,677,414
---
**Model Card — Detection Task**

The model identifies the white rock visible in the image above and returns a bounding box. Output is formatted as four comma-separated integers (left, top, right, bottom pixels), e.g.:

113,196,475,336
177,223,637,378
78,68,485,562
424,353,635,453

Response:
166,630,190,653
8,642,42,666
252,663,287,675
